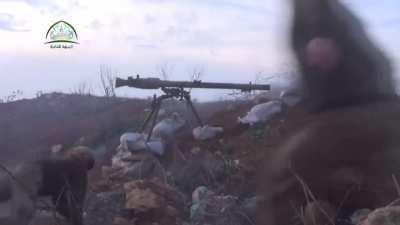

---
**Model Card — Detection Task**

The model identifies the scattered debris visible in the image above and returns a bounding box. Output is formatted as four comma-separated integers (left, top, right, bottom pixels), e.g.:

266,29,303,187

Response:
238,100,283,125
193,126,224,141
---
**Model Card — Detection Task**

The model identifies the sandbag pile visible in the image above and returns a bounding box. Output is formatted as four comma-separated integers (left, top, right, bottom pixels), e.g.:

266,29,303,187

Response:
238,100,283,125
119,132,164,156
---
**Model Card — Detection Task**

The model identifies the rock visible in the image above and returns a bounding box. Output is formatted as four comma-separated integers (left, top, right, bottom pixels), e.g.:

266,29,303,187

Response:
361,206,400,225
303,201,337,225
238,100,283,125
111,148,133,169
110,152,164,181
171,151,226,193
190,193,244,225
124,182,161,212
123,179,185,217
193,126,224,141
85,191,126,225
152,113,185,139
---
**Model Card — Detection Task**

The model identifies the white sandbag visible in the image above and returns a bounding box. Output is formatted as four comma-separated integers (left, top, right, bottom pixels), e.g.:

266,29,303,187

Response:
193,126,224,141
119,132,147,151
115,133,165,168
145,141,164,156
152,113,185,139
280,89,302,106
238,100,283,125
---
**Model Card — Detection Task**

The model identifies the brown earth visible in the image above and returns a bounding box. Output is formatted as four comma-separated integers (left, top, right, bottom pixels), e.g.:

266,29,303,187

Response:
0,92,312,225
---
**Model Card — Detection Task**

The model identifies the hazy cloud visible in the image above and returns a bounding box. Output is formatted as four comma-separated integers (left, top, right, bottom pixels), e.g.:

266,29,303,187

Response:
0,14,29,32
0,0,398,101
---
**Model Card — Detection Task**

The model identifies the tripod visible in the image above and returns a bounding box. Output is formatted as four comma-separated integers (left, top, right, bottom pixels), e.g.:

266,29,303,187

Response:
140,87,204,141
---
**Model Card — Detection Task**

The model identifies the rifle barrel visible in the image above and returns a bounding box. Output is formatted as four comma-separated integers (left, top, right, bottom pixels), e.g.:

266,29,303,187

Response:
115,76,270,91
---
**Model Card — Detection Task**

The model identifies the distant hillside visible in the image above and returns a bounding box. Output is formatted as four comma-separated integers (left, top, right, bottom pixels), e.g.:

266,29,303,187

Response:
0,92,238,164
0,93,150,164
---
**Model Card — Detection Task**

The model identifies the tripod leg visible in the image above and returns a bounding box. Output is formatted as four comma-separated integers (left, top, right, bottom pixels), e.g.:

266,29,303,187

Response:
185,97,204,127
140,99,158,132
147,99,162,141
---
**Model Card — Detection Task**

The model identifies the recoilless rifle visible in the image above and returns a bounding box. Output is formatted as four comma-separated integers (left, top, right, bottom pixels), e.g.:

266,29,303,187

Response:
115,75,270,140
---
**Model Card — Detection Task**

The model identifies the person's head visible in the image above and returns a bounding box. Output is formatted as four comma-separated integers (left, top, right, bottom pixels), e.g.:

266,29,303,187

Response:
291,0,395,111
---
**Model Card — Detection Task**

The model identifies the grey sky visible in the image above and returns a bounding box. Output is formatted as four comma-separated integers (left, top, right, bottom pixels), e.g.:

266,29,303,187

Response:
0,0,399,101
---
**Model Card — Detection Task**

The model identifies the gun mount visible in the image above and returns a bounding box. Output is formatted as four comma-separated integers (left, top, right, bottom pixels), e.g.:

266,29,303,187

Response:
115,75,270,141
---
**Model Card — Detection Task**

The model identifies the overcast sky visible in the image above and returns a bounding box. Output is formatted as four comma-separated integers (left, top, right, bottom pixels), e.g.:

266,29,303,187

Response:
0,0,399,101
